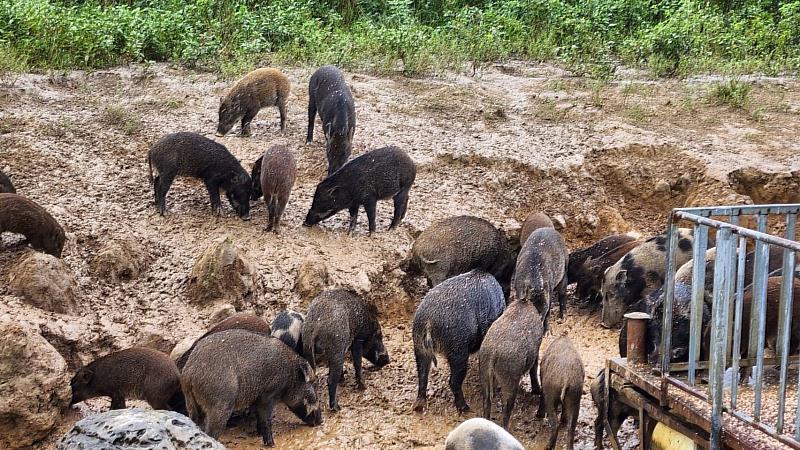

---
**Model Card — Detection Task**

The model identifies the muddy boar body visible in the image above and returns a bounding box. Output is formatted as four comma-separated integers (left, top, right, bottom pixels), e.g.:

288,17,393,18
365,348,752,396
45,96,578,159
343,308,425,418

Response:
216,68,290,136
538,336,584,450
590,369,634,450
0,169,15,193
271,310,305,354
147,132,252,219
512,227,568,330
601,228,696,328
444,418,525,450
478,300,544,428
70,347,183,412
569,235,641,305
302,290,390,411
181,330,322,446
306,65,356,175
258,145,296,232
411,216,516,292
519,211,554,245
303,146,415,234
176,313,271,370
0,193,65,257
412,270,505,413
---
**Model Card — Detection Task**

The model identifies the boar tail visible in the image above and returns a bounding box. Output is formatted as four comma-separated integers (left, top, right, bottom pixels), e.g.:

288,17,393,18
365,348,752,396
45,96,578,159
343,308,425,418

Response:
480,353,495,406
147,154,154,184
422,320,437,367
303,329,318,371
420,255,440,265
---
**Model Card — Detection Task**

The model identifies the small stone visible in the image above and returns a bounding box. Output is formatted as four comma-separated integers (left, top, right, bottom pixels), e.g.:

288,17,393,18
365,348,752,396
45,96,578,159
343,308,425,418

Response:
552,214,567,230
654,179,671,195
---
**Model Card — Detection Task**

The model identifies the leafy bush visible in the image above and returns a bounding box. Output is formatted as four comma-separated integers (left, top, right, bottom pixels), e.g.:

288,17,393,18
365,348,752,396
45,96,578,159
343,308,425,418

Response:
0,0,798,77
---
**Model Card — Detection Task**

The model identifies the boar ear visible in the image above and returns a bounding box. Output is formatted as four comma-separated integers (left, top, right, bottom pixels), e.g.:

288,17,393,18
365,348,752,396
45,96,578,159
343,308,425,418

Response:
615,270,628,284
74,368,93,384
326,185,339,196
299,361,314,383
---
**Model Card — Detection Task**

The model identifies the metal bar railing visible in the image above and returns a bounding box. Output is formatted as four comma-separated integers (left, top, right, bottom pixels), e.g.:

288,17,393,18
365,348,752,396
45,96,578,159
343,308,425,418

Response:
687,224,709,386
730,234,747,410
660,220,680,375
776,213,797,434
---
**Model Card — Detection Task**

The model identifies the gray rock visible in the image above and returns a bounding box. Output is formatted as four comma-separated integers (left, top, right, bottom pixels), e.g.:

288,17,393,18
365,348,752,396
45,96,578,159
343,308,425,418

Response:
56,408,225,450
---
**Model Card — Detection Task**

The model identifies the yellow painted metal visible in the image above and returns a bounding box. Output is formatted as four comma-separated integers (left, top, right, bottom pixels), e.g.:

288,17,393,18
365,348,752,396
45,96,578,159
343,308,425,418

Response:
651,422,697,450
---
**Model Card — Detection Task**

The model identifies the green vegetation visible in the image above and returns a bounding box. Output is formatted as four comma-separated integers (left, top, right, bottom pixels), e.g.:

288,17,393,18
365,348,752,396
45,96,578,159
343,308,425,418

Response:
100,105,141,135
0,0,799,78
708,79,752,109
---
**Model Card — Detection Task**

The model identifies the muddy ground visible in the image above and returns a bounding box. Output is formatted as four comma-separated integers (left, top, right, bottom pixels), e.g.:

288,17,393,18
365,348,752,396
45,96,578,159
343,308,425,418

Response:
2,62,800,449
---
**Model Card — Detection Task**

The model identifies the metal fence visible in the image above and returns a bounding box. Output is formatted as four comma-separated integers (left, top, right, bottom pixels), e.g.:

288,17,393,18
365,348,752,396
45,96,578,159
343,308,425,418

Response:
659,204,800,450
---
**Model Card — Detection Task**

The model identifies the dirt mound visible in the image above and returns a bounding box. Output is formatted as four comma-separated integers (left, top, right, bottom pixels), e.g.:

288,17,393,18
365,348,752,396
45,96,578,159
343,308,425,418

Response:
8,251,79,314
185,236,259,307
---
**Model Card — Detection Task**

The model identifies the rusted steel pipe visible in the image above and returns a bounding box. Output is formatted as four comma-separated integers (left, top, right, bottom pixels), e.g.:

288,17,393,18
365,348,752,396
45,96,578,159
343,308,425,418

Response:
625,312,651,365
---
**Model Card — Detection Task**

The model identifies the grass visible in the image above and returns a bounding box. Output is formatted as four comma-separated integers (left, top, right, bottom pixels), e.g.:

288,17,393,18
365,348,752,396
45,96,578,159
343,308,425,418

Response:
100,106,141,135
0,45,28,87
708,80,752,109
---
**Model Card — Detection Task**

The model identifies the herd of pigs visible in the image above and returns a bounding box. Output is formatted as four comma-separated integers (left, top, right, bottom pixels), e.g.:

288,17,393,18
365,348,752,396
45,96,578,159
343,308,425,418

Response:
1,65,799,449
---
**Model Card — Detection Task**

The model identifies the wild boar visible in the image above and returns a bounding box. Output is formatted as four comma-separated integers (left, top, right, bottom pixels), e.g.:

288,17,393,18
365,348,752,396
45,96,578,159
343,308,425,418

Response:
181,330,323,446
519,211,554,245
478,299,544,428
512,227,568,331
412,270,505,413
176,313,271,370
590,369,634,450
444,418,524,450
0,193,65,257
601,228,695,328
576,238,643,307
258,145,296,232
0,169,15,193
306,65,356,175
147,132,252,219
410,215,516,293
216,68,290,136
70,347,183,411
303,146,415,234
302,290,389,411
271,309,305,354
537,336,584,450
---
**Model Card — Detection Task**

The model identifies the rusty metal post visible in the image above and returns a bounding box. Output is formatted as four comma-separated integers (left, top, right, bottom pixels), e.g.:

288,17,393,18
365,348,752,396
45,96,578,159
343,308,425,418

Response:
625,312,651,365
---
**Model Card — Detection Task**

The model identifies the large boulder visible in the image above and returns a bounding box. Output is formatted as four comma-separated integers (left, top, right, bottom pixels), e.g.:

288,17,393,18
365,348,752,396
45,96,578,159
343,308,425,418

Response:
56,408,225,450
89,237,150,282
185,236,258,306
0,322,70,449
8,251,79,313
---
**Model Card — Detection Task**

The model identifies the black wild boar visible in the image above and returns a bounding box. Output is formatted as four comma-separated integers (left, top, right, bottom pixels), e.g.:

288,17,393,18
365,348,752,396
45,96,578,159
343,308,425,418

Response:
444,418,525,450
306,65,356,175
216,68,290,136
601,228,696,328
176,313,271,370
258,145,296,232
576,238,643,307
537,336,584,450
512,227,568,331
412,270,505,413
271,309,305,354
0,193,65,257
478,299,544,428
302,290,390,411
0,169,15,193
590,369,634,450
147,132,252,219
181,330,323,446
70,347,183,411
519,211,554,245
250,155,264,200
411,216,516,293
303,146,415,234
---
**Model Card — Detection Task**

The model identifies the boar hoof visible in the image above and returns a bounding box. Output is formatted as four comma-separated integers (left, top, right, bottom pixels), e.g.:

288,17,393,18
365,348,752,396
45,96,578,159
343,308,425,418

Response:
263,434,275,447
412,398,426,412
330,402,341,412
356,381,366,391
455,403,470,414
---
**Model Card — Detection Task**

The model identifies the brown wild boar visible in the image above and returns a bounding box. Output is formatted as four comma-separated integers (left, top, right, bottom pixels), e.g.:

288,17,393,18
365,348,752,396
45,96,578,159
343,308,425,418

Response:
537,336,584,450
0,193,65,257
176,313,271,370
519,211,554,245
258,145,296,232
216,68,290,136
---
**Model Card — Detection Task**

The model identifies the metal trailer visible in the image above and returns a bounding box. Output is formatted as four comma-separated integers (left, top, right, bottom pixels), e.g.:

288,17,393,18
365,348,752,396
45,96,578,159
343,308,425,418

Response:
602,204,800,450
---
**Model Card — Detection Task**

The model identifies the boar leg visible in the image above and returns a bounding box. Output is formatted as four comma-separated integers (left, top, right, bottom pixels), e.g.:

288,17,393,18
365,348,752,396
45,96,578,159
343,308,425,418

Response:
564,394,580,450
155,171,176,216
530,359,542,395
327,354,345,411
389,187,410,230
306,95,317,143
447,351,470,413
204,401,235,440
278,99,287,131
412,348,432,412
204,180,222,216
543,394,560,449
348,205,360,234
557,277,568,319
364,199,378,234
110,394,126,410
351,340,366,390
254,396,277,447
501,383,519,430
240,108,258,137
